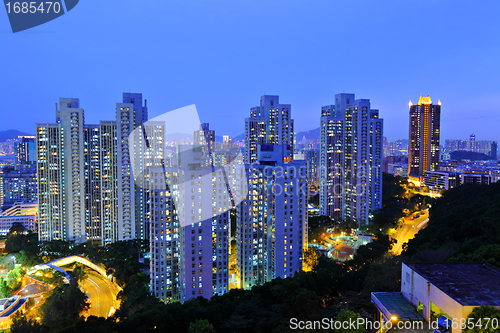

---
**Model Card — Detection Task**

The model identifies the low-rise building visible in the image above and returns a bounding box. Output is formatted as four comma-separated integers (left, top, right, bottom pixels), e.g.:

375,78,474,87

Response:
387,163,408,177
372,263,500,333
0,202,37,235
424,170,491,191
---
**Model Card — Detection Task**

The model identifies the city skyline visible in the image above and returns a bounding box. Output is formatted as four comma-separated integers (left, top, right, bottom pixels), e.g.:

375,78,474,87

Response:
1,1,500,330
2,1,500,142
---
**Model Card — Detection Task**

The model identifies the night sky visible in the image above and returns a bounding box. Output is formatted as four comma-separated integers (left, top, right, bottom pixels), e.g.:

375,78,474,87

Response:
2,0,499,141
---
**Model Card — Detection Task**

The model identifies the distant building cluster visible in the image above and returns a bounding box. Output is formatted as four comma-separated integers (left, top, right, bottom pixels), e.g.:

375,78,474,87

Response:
383,138,408,157
442,134,497,161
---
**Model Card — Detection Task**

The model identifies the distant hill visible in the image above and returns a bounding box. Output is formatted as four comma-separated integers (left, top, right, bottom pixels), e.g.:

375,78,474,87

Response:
232,133,245,142
450,151,493,161
296,127,320,141
164,132,193,143
0,129,33,142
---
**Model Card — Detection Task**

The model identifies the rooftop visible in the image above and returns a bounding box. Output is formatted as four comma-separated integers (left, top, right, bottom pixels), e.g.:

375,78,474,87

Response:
372,292,424,322
408,263,500,306
418,95,432,105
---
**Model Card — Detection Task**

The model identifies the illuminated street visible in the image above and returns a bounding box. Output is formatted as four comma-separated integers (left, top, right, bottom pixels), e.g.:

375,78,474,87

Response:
80,273,118,318
392,210,429,255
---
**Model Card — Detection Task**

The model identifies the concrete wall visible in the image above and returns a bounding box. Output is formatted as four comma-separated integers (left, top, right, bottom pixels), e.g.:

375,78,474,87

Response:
401,263,473,333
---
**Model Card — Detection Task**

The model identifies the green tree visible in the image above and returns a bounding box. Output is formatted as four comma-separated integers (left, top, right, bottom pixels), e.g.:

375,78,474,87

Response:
450,244,500,268
0,278,12,298
16,249,42,267
10,311,47,333
7,265,22,288
362,254,405,293
39,240,74,257
8,222,27,236
70,264,88,284
115,272,159,317
303,247,318,271
463,306,500,333
334,310,365,333
39,280,88,331
188,319,216,333
5,231,38,254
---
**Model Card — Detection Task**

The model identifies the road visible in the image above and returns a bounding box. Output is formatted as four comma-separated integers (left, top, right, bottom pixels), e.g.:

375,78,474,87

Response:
391,210,429,255
80,274,117,318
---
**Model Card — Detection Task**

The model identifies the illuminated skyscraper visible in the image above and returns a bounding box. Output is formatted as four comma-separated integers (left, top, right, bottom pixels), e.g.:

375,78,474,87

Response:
148,140,231,303
319,93,383,225
36,93,151,245
408,95,441,180
236,145,308,289
244,95,294,163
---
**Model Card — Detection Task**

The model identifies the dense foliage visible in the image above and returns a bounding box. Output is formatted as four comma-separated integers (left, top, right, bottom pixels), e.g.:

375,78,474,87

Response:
39,279,89,331
371,173,434,232
9,176,500,332
43,234,394,333
403,181,500,264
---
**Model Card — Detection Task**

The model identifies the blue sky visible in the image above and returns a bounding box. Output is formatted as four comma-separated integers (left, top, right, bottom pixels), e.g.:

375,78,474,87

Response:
1,0,500,141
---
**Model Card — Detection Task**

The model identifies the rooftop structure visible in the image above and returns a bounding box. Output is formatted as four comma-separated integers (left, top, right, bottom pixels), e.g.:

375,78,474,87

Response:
408,263,500,306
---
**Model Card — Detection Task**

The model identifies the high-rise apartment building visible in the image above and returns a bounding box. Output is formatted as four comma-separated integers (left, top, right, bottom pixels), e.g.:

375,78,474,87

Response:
469,134,476,152
148,136,231,303
319,93,383,224
14,136,36,166
475,140,495,156
194,123,215,149
236,144,307,289
36,93,151,245
0,166,37,207
306,149,319,188
408,95,441,181
491,142,498,160
244,95,294,163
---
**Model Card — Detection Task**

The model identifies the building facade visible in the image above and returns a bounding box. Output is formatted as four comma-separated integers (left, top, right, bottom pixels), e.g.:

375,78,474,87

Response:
36,93,150,245
236,144,308,290
0,202,37,236
14,136,36,166
244,95,294,163
0,166,37,207
319,93,383,225
148,143,231,303
424,170,492,191
306,149,319,188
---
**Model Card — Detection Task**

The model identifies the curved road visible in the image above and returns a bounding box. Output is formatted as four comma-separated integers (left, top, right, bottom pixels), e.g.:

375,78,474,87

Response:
80,274,117,318
392,210,429,255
